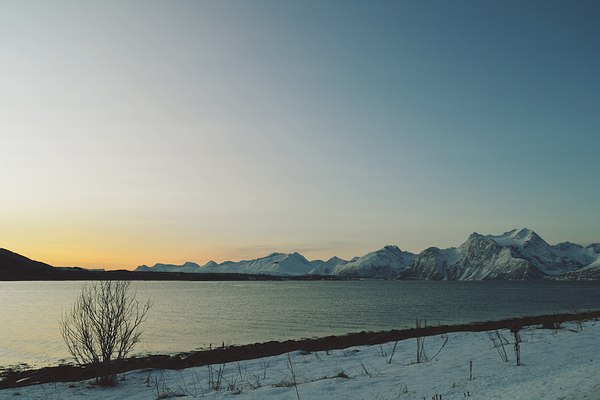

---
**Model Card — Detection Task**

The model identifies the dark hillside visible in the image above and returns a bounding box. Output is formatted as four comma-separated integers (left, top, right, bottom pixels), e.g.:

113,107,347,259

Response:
0,248,335,281
0,248,57,279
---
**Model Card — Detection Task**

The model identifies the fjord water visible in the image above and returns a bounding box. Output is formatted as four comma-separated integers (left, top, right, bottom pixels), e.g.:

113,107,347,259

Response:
2,280,600,368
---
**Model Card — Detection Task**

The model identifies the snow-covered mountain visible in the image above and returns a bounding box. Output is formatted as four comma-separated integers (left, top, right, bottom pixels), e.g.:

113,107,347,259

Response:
558,251,600,281
401,228,600,280
559,260,600,280
399,247,461,280
135,228,600,280
136,252,315,276
309,256,348,275
136,261,203,273
207,252,314,275
450,231,544,280
332,245,415,279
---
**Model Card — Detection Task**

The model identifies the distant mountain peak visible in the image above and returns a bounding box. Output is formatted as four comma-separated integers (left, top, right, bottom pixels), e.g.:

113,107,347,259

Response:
379,245,409,256
556,242,583,250
182,262,200,268
586,243,600,250
468,232,484,239
332,245,416,278
202,260,218,268
510,228,538,240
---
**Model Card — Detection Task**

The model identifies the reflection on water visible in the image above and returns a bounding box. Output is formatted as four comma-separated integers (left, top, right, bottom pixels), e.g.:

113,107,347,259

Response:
1,280,600,368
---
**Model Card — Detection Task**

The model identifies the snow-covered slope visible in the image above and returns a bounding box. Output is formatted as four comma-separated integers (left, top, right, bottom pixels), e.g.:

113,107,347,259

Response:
558,253,600,280
10,320,600,400
399,247,460,280
309,256,348,275
487,229,583,275
402,229,599,280
204,252,314,276
451,232,544,280
136,253,315,276
135,261,203,273
201,260,219,269
332,245,415,279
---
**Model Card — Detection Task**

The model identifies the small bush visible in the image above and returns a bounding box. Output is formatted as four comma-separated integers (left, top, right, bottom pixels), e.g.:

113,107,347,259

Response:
60,281,151,386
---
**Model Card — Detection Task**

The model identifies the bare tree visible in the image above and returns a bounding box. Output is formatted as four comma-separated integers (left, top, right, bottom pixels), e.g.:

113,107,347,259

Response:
60,280,152,386
416,319,428,363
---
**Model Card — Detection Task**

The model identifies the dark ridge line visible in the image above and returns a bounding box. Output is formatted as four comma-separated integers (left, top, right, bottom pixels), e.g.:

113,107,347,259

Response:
0,269,342,281
2,310,600,389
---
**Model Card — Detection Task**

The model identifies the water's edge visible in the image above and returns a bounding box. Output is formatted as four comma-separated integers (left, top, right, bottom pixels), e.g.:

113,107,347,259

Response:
3,310,600,389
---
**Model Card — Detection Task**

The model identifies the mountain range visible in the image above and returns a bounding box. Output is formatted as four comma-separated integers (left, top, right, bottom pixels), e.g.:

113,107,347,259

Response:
135,228,600,280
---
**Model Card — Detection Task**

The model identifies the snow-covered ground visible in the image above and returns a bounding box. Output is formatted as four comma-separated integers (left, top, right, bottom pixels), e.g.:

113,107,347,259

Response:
2,320,599,399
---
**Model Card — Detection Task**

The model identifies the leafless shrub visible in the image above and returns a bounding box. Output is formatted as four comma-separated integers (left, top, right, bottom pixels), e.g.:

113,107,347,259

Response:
60,281,151,386
513,330,521,366
224,374,240,394
236,362,245,383
388,341,399,364
416,319,428,363
174,370,205,397
469,360,473,381
260,359,270,380
287,353,301,400
245,374,262,390
398,383,408,395
207,363,225,390
334,369,349,379
487,330,509,362
430,335,449,361
359,361,370,376
151,371,186,400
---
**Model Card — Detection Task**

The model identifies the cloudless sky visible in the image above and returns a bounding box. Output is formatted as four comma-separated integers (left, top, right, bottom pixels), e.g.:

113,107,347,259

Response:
1,1,599,269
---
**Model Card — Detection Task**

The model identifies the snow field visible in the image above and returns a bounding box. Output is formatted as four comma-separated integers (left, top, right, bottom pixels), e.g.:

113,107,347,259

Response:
2,320,599,400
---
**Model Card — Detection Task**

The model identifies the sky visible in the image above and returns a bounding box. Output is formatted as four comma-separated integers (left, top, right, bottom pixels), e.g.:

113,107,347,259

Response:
1,0,599,269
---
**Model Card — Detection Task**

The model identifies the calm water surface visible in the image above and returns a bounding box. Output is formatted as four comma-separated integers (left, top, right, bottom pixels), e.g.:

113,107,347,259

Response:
2,280,600,368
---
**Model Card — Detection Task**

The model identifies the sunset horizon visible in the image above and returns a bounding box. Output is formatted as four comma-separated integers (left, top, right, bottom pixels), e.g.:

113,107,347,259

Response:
3,1,599,270
3,226,599,271
2,1,600,398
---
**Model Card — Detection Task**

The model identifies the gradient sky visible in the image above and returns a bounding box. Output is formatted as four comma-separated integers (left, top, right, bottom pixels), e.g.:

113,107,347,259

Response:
1,1,599,269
